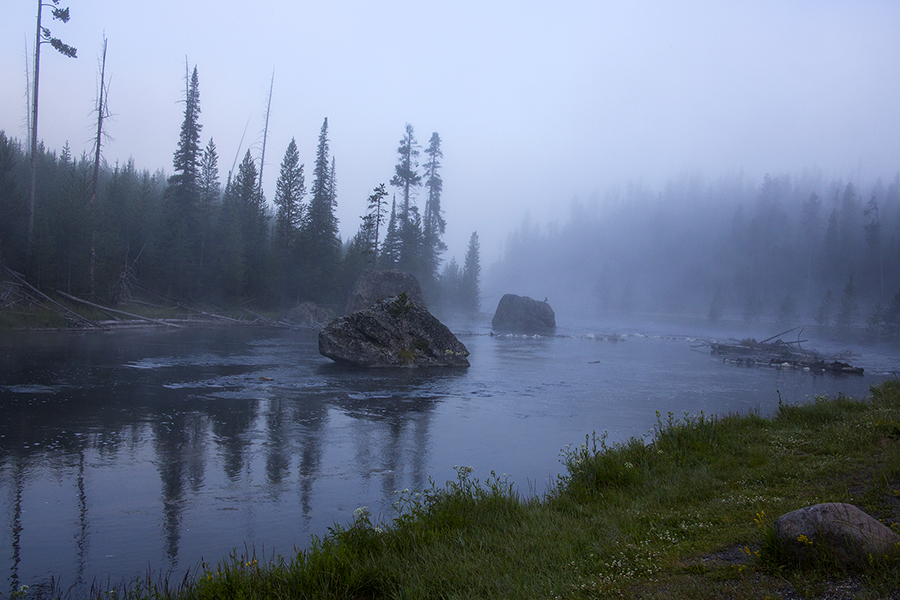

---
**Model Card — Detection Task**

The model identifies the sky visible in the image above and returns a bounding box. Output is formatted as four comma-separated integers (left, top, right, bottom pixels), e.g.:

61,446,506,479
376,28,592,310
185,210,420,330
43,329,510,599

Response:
2,1,899,263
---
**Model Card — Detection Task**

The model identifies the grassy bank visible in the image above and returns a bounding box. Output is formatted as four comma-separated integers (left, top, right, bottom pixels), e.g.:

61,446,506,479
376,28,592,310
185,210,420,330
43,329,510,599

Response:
17,381,900,600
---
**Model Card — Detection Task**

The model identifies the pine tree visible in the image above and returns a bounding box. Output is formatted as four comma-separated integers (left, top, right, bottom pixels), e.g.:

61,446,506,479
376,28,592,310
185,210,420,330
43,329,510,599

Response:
197,138,219,275
389,124,422,273
864,194,884,300
171,66,202,201
0,132,26,268
229,150,268,299
438,257,462,312
218,175,245,299
365,183,388,259
160,65,203,299
378,197,400,271
421,132,447,283
300,118,340,303
273,138,305,257
273,138,305,302
460,231,481,314
342,212,378,296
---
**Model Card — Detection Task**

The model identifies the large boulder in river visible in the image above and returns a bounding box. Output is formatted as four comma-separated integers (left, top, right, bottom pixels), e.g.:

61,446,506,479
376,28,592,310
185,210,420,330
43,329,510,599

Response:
491,294,556,334
774,503,900,568
320,292,469,368
344,269,426,314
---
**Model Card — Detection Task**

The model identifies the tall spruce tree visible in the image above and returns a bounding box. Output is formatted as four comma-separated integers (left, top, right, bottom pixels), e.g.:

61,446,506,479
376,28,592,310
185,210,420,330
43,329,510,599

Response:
273,138,305,301
273,138,305,256
197,137,219,276
171,66,202,201
365,183,388,259
300,118,340,303
342,212,378,296
218,174,245,299
389,124,422,274
231,150,268,299
461,231,481,314
161,65,203,299
378,197,400,271
422,132,446,283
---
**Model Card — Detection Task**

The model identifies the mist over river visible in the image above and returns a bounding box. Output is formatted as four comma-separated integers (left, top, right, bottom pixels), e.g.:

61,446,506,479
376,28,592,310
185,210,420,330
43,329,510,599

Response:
1,319,898,594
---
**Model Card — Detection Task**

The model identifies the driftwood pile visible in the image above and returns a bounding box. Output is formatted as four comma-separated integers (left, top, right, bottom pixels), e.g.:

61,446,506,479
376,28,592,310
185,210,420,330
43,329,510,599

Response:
708,328,864,375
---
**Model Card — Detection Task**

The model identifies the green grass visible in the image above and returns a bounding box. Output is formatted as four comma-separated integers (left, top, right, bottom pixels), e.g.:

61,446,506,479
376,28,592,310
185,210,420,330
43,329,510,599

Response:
13,380,900,600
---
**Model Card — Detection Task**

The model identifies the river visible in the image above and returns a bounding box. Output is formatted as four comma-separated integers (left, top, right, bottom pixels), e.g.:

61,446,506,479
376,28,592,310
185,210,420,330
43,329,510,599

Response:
1,318,897,594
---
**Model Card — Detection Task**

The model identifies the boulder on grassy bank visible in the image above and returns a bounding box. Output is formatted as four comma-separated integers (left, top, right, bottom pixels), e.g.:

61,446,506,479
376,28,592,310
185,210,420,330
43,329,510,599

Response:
491,294,556,334
320,292,469,368
774,503,900,568
344,269,426,314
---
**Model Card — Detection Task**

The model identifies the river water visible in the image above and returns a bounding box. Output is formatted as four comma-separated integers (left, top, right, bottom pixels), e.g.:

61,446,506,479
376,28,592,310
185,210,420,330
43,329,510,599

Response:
1,318,898,594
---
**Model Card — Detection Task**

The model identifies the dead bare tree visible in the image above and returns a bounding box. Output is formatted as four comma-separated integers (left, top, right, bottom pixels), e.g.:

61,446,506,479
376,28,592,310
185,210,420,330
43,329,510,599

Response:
257,70,274,200
91,35,111,200
88,36,111,297
28,0,77,260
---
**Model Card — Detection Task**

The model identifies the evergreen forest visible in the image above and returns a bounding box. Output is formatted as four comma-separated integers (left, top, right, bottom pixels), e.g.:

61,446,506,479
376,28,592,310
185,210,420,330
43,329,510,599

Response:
2,56,898,341
0,66,482,318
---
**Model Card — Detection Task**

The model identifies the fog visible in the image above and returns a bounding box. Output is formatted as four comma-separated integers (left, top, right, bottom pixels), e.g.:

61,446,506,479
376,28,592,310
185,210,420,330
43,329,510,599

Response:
486,171,900,334
2,1,899,265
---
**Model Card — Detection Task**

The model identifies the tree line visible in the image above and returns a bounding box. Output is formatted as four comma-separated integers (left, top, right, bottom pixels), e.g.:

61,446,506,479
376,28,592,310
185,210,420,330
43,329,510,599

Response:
491,171,900,341
0,65,481,315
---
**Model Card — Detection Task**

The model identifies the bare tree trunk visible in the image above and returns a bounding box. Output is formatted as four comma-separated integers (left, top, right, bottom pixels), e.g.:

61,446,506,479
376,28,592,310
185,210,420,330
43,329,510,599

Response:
24,37,32,144
89,37,109,297
230,116,251,179
257,70,274,199
91,36,108,200
28,0,43,258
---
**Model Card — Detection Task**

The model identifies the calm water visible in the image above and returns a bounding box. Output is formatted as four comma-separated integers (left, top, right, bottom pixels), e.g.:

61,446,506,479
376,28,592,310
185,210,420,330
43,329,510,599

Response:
1,319,897,594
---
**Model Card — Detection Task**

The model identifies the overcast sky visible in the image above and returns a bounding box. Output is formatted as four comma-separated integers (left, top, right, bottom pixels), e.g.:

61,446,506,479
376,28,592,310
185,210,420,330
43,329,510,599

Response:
2,1,899,262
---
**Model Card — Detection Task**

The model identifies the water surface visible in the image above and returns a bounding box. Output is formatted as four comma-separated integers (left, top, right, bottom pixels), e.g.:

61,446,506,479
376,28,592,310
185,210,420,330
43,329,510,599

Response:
1,321,896,594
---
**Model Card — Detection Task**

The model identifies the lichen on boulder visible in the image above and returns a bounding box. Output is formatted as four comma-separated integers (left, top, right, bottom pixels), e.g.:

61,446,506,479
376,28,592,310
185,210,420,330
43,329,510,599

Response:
319,292,469,368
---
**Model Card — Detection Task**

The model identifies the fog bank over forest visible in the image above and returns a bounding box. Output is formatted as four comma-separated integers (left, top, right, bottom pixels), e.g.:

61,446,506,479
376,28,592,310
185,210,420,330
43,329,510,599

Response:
485,169,900,335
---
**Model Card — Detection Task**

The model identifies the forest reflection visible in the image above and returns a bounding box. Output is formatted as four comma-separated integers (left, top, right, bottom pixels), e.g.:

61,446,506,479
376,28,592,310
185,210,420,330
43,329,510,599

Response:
0,329,453,591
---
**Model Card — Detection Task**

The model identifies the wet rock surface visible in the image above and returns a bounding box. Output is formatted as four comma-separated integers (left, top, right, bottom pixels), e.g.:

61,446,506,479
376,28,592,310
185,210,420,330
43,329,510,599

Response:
320,293,469,368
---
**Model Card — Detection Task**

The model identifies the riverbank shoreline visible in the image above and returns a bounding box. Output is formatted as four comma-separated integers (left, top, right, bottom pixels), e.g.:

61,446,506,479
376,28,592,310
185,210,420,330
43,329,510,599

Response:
15,380,899,600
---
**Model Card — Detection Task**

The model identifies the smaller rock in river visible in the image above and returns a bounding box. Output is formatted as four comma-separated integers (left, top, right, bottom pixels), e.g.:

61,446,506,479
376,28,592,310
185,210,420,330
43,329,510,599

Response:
491,293,556,334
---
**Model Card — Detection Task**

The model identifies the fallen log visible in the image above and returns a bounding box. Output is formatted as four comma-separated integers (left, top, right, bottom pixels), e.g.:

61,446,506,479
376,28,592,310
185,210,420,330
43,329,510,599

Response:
56,290,184,328
3,267,96,327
